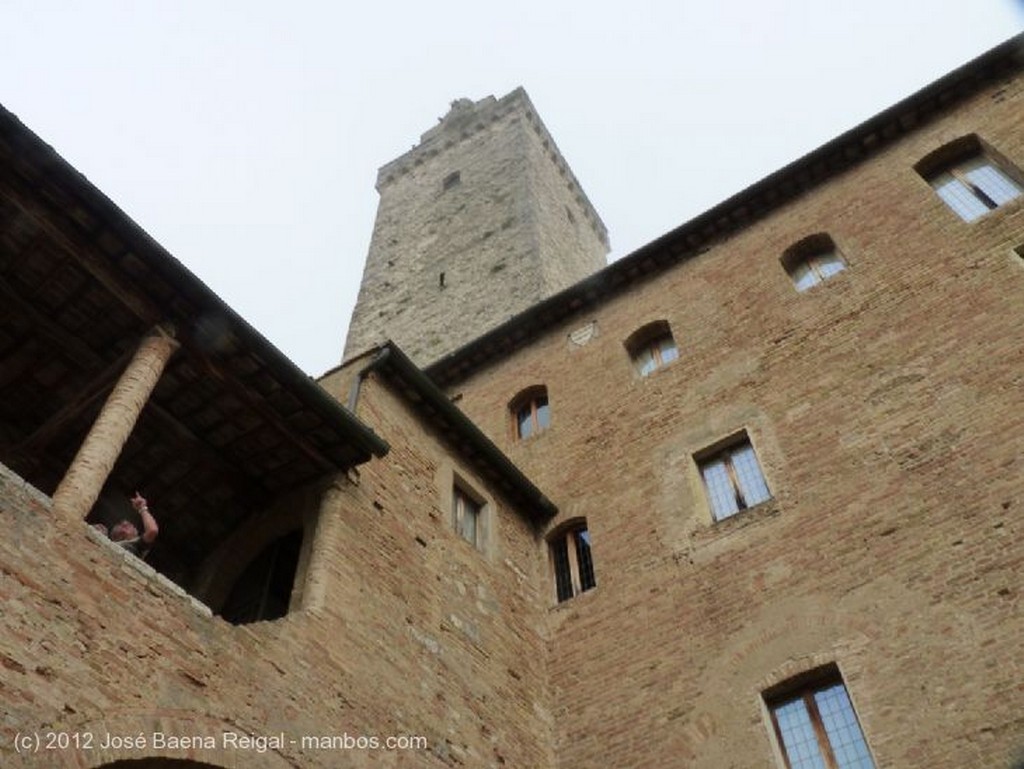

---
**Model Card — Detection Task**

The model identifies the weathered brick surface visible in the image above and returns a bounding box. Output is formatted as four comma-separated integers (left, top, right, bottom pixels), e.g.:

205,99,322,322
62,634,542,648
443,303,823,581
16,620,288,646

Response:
343,89,608,368
4,45,1024,769
442,72,1024,768
0,363,553,768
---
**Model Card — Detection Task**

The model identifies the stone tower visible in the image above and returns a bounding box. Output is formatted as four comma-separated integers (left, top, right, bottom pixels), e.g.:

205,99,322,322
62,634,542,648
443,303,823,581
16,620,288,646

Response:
343,88,610,367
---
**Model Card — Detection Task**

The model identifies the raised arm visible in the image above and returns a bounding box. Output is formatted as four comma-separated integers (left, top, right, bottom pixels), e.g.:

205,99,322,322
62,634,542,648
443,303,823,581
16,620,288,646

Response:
131,492,159,544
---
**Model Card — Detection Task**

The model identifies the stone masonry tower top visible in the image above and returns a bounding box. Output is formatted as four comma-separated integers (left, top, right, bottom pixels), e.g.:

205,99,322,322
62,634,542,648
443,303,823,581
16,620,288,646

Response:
376,88,609,249
343,87,610,368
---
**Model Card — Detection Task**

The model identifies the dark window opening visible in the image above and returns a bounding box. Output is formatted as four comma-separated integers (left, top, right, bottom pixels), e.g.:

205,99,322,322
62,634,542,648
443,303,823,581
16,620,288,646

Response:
443,171,461,191
550,521,596,603
220,529,303,625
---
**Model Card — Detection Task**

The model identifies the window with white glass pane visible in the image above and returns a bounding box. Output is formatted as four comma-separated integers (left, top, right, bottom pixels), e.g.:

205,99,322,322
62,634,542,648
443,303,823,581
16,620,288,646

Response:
919,139,1022,222
783,235,847,292
766,670,876,769
511,386,550,440
697,435,771,521
625,321,679,376
453,486,482,548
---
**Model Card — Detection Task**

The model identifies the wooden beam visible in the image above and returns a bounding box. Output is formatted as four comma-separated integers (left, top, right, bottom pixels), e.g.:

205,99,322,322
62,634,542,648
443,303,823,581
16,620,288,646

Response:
0,182,166,327
190,350,336,474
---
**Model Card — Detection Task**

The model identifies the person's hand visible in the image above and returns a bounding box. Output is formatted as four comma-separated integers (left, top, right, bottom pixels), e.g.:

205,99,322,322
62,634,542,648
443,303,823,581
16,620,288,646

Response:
131,492,148,511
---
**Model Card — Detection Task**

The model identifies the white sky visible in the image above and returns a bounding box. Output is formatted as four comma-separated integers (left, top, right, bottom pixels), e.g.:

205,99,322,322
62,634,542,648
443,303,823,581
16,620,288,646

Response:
1,1,1022,376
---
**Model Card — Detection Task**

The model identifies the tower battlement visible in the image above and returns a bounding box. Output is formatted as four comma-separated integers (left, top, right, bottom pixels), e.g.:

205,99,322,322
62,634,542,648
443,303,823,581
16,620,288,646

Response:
376,88,608,249
344,87,610,367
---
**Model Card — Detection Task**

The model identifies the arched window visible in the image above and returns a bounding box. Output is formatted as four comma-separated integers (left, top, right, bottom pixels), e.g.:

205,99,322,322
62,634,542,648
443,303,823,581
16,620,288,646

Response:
510,385,550,440
916,135,1022,222
548,519,596,603
781,233,847,292
220,529,303,625
624,320,678,377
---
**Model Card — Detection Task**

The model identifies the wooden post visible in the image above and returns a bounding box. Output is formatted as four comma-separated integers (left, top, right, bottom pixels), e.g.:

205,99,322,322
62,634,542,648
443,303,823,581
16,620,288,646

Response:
52,326,179,521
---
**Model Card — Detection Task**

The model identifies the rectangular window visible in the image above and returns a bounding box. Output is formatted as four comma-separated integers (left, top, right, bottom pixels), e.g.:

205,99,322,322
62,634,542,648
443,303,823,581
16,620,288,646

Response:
550,522,596,603
766,669,875,769
697,435,771,521
927,154,1022,222
452,486,481,548
442,170,461,191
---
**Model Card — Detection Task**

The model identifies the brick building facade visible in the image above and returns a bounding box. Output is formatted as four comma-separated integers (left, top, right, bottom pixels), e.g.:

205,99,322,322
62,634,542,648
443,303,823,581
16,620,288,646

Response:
1,34,1023,769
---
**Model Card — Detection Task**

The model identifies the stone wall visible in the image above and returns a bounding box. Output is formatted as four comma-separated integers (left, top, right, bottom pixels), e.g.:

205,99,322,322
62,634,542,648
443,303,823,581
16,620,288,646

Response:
343,89,608,368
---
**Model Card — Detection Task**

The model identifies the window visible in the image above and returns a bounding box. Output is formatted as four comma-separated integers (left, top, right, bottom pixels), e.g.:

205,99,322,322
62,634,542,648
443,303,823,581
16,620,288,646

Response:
765,666,876,769
697,434,771,521
549,521,596,603
625,321,679,377
510,386,550,440
452,485,482,548
782,234,847,292
220,530,303,625
443,170,461,191
917,137,1022,221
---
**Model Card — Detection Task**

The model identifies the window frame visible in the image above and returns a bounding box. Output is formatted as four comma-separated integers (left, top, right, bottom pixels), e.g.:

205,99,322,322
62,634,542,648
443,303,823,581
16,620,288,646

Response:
452,483,484,549
764,665,876,769
624,320,679,377
781,234,847,292
695,432,772,522
510,385,551,440
916,135,1023,222
442,170,461,191
548,519,596,603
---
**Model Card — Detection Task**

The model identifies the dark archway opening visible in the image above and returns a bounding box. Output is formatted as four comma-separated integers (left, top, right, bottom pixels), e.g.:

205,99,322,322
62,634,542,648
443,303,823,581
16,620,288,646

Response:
220,529,303,624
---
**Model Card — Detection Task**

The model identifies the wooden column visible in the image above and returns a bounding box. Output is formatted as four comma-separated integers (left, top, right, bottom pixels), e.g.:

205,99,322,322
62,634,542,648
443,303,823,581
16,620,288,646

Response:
53,326,179,521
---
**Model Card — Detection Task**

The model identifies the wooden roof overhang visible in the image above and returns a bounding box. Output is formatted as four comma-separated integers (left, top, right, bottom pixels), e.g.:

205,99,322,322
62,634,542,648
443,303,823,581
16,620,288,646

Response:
0,106,388,582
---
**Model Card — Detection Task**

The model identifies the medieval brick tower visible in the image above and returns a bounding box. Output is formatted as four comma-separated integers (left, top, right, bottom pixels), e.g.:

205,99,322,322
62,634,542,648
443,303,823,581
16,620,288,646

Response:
343,88,609,367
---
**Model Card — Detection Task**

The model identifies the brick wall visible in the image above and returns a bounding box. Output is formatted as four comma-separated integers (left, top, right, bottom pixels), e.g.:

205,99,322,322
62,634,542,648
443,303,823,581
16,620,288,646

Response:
0,358,554,767
442,70,1024,768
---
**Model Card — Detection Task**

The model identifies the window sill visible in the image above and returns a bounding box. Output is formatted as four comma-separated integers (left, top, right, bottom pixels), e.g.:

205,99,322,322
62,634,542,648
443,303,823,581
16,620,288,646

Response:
954,195,1023,225
693,498,781,545
513,429,551,446
549,586,598,611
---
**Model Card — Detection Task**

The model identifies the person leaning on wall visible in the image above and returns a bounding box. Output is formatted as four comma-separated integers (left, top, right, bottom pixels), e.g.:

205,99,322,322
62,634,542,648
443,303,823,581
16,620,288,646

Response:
91,492,158,559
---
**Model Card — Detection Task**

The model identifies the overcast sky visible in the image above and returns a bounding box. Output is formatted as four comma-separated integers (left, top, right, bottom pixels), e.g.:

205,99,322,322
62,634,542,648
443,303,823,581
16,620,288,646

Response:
1,1,1021,375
